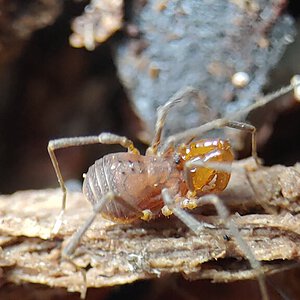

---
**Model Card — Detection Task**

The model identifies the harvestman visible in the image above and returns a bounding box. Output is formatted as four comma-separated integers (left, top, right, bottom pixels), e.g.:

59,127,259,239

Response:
48,77,300,300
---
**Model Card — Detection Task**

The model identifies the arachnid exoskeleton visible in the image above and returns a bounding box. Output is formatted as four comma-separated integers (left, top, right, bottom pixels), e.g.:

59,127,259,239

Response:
82,137,234,223
48,79,300,300
48,87,249,228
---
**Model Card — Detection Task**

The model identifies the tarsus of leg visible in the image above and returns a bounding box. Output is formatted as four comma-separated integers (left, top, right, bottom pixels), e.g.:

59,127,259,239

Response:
161,81,298,154
200,194,269,300
147,86,198,155
48,133,138,235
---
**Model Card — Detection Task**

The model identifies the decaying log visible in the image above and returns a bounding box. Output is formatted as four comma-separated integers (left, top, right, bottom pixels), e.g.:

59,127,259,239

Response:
0,159,300,295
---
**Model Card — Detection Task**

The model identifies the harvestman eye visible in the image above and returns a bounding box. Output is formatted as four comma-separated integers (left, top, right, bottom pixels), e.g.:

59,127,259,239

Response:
173,153,181,165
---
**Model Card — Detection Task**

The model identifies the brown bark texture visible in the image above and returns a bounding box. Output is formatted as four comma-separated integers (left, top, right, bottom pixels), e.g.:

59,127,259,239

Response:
0,159,300,295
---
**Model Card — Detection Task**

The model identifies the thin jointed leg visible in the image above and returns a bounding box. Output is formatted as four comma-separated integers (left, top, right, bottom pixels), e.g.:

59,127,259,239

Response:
185,160,233,173
161,188,214,233
162,188,269,300
160,80,299,158
200,194,269,300
162,119,258,163
60,192,114,300
182,148,230,193
225,121,258,163
148,86,198,155
48,133,139,235
62,192,114,258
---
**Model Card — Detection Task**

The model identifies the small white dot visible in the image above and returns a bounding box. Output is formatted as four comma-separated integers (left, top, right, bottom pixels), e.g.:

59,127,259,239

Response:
291,75,300,102
232,72,250,88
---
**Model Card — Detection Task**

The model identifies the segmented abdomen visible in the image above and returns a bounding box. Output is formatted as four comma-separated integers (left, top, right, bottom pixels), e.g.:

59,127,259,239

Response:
82,152,184,223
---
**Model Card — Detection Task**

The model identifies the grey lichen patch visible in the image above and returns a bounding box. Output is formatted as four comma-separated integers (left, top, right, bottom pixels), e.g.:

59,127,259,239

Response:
115,0,295,137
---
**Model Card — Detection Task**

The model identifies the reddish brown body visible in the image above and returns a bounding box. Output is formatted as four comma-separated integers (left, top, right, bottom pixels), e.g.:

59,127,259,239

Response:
83,138,234,223
83,152,187,222
48,85,272,299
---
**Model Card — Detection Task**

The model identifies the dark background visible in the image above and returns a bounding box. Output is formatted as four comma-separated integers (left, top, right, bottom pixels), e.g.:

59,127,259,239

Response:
0,0,300,194
0,1,300,299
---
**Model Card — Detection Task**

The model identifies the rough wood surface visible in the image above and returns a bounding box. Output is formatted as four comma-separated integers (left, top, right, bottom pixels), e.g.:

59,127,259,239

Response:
0,159,300,295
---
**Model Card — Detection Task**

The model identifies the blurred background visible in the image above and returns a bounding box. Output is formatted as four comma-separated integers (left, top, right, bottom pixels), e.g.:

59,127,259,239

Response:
1,0,300,299
0,0,300,194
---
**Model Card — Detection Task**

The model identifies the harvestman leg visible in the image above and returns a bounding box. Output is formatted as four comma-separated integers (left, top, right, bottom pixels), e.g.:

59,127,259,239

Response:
226,120,258,163
162,188,269,300
153,78,300,157
149,88,266,297
200,194,269,300
160,79,300,158
160,118,259,163
48,132,139,235
62,192,115,299
152,92,265,299
62,192,114,258
147,86,258,162
160,122,264,299
147,86,198,155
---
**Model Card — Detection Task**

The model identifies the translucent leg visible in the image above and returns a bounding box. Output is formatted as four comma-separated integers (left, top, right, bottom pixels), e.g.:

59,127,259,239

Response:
161,188,269,300
225,120,258,163
147,86,198,155
161,80,299,157
200,194,269,300
62,192,114,258
48,132,139,235
60,192,115,299
161,118,258,160
161,188,215,233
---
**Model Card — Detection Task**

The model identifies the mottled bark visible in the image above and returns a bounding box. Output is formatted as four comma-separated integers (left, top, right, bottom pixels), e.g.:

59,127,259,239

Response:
0,159,300,295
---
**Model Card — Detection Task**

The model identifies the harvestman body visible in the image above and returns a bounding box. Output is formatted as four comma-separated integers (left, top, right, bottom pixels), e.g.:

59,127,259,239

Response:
48,88,245,232
48,79,300,300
